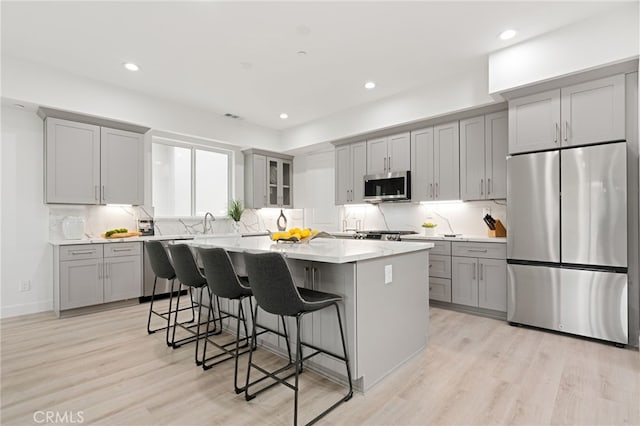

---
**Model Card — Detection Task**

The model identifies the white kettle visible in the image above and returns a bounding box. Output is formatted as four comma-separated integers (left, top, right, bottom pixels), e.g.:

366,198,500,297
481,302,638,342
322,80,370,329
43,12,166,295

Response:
62,216,86,239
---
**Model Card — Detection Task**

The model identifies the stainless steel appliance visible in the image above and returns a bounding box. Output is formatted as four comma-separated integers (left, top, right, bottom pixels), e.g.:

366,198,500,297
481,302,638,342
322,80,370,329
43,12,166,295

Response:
507,141,628,344
354,230,417,241
364,171,411,202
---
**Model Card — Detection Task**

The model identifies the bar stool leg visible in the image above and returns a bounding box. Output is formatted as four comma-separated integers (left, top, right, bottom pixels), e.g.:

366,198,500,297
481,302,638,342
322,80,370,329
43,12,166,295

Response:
147,276,159,334
244,304,260,400
335,303,354,401
293,314,302,426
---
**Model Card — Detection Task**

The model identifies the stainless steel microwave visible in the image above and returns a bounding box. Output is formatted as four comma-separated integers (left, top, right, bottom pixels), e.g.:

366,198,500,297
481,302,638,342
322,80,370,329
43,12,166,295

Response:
364,171,411,202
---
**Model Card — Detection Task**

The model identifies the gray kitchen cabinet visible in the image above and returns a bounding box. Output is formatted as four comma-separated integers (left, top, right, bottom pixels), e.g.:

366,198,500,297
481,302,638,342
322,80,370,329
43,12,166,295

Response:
244,149,293,208
423,240,452,303
335,141,367,204
103,243,142,302
366,132,410,174
54,242,142,315
45,117,144,205
411,123,459,201
59,248,104,310
451,241,507,312
460,111,507,200
509,74,625,154
45,118,101,204
100,127,144,205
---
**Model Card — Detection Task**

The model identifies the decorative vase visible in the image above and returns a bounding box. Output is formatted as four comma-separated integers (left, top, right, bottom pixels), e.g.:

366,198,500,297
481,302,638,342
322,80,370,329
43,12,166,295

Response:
232,221,240,234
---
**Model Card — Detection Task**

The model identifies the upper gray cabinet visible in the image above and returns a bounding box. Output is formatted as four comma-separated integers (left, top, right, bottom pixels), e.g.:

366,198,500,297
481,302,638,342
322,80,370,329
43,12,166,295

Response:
45,117,144,205
244,149,293,209
335,141,367,205
509,74,625,154
411,121,460,201
460,111,508,200
366,132,410,174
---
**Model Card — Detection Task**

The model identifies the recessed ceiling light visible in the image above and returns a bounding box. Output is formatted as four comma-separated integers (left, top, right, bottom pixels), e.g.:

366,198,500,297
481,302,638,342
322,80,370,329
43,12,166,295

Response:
364,81,376,90
280,113,289,119
123,62,140,72
499,29,517,40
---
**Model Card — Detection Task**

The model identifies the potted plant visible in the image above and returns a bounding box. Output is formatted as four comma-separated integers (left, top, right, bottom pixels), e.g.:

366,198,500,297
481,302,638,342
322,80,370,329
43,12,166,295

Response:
228,199,244,233
421,222,437,237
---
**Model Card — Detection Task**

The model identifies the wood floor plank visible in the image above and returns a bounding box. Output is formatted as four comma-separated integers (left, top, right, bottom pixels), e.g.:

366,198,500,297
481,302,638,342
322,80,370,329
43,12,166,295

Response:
2,303,638,425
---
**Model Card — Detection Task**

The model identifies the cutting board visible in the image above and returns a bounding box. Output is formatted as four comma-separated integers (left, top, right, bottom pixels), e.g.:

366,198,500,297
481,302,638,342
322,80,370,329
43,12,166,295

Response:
101,231,142,239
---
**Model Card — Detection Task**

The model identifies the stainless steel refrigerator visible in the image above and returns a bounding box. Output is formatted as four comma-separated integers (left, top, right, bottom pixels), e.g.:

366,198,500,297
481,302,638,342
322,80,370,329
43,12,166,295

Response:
507,141,628,344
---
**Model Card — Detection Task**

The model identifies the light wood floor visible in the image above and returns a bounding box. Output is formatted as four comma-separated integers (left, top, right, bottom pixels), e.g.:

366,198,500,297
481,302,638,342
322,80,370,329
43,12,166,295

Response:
1,302,639,425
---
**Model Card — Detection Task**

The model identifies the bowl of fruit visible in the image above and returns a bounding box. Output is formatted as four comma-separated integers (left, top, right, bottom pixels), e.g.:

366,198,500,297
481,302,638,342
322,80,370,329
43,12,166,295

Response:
270,228,329,243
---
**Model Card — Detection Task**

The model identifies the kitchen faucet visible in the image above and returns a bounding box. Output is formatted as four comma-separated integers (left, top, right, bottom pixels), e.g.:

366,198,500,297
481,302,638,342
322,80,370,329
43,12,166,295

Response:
203,212,215,234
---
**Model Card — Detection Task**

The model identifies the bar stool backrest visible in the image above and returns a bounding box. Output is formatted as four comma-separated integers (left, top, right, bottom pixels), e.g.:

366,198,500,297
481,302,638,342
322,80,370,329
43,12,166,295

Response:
244,252,304,316
145,241,176,280
168,244,206,288
198,247,248,299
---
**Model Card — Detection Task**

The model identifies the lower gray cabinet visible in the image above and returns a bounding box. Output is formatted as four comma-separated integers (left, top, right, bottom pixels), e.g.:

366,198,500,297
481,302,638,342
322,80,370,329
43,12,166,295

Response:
451,242,507,312
55,242,142,313
429,277,452,303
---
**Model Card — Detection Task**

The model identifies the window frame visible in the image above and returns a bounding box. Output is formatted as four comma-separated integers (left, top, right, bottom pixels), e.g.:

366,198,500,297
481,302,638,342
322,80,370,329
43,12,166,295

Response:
151,136,233,219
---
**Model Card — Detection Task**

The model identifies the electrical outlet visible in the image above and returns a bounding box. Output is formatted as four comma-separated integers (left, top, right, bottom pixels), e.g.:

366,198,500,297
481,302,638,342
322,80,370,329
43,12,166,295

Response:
19,280,31,292
384,265,392,284
482,207,491,217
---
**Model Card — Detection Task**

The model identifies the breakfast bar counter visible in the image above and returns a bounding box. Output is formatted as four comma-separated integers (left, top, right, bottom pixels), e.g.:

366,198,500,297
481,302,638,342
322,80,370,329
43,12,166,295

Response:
183,235,433,392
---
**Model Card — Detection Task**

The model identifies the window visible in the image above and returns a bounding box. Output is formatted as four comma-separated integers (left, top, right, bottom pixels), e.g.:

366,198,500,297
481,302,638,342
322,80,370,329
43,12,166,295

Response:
152,138,231,218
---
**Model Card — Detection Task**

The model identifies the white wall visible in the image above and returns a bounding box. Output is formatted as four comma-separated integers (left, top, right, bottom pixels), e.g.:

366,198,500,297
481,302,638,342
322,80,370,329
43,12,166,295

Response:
488,2,639,94
2,55,281,151
280,57,496,150
1,106,52,317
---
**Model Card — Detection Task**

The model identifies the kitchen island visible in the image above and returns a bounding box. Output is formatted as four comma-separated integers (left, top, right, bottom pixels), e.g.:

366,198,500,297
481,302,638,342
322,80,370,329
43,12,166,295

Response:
184,235,433,392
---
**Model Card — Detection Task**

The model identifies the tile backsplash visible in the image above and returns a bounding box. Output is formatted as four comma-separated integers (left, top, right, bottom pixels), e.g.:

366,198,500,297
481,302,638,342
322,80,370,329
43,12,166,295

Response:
49,205,304,240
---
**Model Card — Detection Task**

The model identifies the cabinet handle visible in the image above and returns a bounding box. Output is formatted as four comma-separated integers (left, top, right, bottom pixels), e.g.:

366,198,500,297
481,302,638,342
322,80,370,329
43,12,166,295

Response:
480,179,484,196
71,250,94,255
102,185,106,202
468,249,488,253
312,267,318,290
112,248,132,252
94,185,99,201
429,183,433,199
487,178,491,195
304,266,310,287
480,264,484,281
388,156,391,171
564,121,568,142
435,182,439,198
473,263,477,280
384,157,387,172
429,264,433,268
98,264,101,280
554,123,559,143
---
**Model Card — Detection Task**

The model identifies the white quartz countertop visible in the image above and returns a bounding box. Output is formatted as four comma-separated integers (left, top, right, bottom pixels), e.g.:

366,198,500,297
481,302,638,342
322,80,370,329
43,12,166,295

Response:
183,235,434,264
49,234,197,246
401,235,507,243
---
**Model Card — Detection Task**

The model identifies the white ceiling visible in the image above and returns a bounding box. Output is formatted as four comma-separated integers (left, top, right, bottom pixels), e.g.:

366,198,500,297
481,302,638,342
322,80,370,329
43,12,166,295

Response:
1,1,627,131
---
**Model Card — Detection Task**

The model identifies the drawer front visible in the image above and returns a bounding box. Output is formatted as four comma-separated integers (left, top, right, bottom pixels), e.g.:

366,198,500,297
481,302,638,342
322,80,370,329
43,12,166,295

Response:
452,242,506,259
429,240,452,256
429,277,452,302
429,254,452,279
59,244,103,261
104,242,142,258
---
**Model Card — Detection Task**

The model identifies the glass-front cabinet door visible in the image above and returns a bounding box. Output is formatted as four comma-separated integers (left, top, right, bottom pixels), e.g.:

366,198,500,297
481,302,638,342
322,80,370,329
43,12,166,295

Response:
266,157,293,208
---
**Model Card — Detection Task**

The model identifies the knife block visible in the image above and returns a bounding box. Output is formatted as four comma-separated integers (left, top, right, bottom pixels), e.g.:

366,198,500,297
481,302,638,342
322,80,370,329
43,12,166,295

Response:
488,220,506,237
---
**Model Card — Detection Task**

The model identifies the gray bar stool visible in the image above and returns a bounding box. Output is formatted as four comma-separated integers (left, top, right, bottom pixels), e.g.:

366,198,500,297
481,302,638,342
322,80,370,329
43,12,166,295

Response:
198,247,258,393
167,244,218,364
144,241,196,345
244,251,353,426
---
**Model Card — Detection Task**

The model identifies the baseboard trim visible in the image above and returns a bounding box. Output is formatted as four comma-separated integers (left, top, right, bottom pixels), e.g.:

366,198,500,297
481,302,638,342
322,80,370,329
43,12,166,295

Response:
1,299,53,319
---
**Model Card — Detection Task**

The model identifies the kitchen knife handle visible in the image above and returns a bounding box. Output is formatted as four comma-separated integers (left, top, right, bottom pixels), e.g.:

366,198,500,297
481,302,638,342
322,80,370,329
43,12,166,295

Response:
554,123,559,143
564,121,568,142
480,179,483,196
